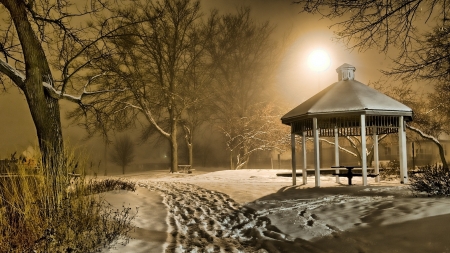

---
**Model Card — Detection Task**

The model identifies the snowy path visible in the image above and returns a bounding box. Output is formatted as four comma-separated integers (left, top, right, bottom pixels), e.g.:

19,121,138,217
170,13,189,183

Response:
145,182,321,253
101,170,450,253
101,187,169,253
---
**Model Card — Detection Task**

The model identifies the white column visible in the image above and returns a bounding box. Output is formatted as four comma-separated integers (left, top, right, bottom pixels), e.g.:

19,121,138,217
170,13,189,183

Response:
399,116,408,184
334,126,340,183
313,117,320,187
291,133,296,186
373,126,380,183
361,115,367,186
302,131,307,184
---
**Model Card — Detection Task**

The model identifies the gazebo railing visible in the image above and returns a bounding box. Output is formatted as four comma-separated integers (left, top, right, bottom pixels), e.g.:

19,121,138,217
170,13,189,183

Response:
291,115,400,137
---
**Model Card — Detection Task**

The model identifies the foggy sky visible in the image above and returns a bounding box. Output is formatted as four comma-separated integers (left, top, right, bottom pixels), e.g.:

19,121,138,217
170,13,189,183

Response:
0,0,407,165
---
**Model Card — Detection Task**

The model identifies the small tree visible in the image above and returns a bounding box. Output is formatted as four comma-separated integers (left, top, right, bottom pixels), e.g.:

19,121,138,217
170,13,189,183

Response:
206,8,278,169
373,82,449,169
110,135,135,174
221,103,288,170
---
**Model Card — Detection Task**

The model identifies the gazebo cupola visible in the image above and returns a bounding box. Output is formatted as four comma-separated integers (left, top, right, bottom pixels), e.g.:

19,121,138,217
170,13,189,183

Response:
281,63,413,187
337,63,356,81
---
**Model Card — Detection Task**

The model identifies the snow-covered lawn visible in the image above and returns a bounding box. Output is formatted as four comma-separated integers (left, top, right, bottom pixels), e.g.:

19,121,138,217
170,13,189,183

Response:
101,169,450,253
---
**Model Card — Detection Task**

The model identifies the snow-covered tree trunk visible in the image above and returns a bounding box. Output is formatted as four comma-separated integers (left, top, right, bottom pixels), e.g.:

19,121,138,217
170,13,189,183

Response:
235,154,248,170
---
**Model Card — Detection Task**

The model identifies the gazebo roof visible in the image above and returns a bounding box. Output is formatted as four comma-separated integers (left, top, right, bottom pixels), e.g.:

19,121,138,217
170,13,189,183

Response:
281,64,413,125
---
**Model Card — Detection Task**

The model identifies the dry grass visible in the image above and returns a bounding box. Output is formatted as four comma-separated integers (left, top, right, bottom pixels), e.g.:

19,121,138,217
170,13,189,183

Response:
0,150,136,252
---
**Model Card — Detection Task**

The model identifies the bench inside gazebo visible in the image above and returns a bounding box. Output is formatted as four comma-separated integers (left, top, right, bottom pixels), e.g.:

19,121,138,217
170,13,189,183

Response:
281,63,413,187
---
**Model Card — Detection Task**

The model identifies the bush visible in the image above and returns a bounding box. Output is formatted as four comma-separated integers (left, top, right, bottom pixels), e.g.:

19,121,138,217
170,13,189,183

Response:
409,164,450,196
378,160,400,181
86,178,136,194
0,152,136,252
68,177,136,197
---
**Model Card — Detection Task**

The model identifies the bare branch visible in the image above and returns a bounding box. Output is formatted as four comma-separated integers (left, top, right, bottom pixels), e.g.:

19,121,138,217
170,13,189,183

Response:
0,58,25,88
319,138,358,157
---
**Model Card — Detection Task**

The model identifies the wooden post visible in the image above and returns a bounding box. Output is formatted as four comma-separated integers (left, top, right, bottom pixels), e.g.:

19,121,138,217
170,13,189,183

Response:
291,133,296,186
302,131,307,184
361,114,367,186
313,118,320,187
373,126,380,182
399,116,408,183
334,126,340,183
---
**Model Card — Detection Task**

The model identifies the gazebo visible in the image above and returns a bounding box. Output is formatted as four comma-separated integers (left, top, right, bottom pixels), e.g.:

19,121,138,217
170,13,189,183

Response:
281,63,413,187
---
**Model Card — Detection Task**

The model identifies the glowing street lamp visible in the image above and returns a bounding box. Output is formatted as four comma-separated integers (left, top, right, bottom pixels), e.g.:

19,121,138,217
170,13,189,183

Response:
307,49,331,72
307,49,331,90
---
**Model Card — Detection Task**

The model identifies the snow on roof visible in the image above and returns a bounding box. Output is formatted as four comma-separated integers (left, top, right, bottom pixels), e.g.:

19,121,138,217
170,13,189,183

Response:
281,64,413,124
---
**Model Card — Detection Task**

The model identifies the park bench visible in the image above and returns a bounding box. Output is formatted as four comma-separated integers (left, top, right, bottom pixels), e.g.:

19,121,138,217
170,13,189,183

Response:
177,165,194,174
331,166,378,185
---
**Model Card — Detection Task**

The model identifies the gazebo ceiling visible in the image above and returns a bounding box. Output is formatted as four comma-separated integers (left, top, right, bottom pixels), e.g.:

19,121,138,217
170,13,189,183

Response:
281,64,413,125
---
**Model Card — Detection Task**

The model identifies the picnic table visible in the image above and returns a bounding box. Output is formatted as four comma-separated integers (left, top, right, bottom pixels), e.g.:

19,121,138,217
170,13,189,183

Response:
331,166,378,185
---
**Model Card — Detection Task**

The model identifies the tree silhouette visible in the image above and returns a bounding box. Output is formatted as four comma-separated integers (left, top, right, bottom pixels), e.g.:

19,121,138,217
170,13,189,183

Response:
0,0,140,202
206,8,278,169
293,0,450,84
72,0,213,173
110,135,135,174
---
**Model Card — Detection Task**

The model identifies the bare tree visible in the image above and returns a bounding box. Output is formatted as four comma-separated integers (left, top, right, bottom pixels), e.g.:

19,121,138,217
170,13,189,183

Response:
178,16,216,168
180,101,211,169
71,0,214,173
206,8,279,169
0,0,135,203
339,135,389,166
293,0,450,84
374,82,449,169
221,103,289,170
110,135,135,174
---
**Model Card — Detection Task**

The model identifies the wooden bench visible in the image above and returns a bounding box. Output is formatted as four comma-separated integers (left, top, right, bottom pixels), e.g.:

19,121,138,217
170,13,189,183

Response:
177,165,194,174
331,166,378,185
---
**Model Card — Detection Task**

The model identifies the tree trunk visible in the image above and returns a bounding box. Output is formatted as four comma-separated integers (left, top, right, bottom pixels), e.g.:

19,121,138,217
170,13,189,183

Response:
183,124,194,168
104,141,108,176
169,119,178,173
242,146,250,169
188,142,193,168
437,144,448,170
243,155,250,169
406,124,449,170
25,89,65,176
2,1,65,197
230,151,234,170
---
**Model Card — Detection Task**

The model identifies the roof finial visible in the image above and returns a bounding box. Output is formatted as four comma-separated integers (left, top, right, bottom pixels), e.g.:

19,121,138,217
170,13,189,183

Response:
336,63,356,81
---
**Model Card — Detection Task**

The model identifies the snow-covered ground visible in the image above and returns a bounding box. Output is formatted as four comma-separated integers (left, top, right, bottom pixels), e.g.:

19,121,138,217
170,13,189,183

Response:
101,169,450,253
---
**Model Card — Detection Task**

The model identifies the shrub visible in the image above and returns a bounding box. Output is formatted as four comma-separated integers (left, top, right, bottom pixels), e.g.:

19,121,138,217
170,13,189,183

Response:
68,177,136,197
0,151,136,252
379,160,400,181
86,178,136,194
409,164,450,196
